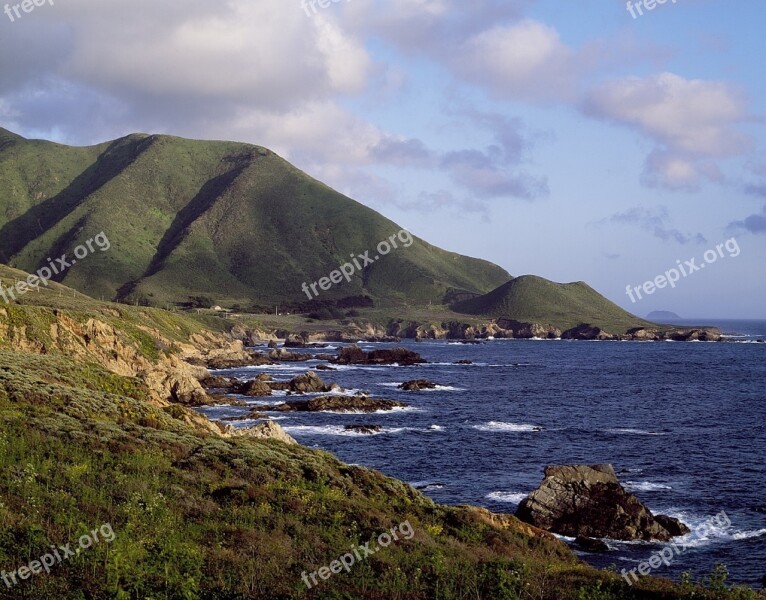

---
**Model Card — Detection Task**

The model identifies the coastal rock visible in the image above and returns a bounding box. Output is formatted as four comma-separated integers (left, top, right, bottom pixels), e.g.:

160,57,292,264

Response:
205,350,274,369
455,359,473,365
283,334,308,348
561,324,615,341
667,328,722,342
314,364,336,371
264,395,407,413
655,514,691,537
332,345,426,366
495,319,561,339
399,379,438,391
268,348,312,362
343,424,382,434
236,379,273,397
267,371,340,394
574,536,610,553
200,375,237,390
626,327,662,341
516,464,689,541
225,421,297,445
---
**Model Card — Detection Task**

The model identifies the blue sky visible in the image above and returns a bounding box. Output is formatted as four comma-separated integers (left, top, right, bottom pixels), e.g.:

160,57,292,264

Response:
1,0,764,318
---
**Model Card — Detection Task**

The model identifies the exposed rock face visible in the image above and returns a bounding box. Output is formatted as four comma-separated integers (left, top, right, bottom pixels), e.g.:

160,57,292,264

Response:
627,326,723,342
515,464,689,541
283,333,309,348
399,379,438,391
332,345,425,366
260,395,407,413
201,375,237,390
495,319,561,339
655,514,691,537
267,371,340,394
626,327,662,341
667,328,722,342
561,324,615,341
236,380,273,397
225,421,297,445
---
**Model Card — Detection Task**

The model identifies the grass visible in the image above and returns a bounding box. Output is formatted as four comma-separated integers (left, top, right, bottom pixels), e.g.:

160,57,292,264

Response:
451,275,654,332
0,128,509,308
0,349,762,599
0,278,762,597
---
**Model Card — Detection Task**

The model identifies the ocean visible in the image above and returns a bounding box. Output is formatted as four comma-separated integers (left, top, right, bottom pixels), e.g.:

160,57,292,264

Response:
201,320,766,588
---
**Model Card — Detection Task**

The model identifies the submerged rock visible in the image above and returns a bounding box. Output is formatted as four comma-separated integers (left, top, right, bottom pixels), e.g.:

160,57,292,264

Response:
261,395,407,413
516,464,689,541
343,424,382,434
399,379,439,391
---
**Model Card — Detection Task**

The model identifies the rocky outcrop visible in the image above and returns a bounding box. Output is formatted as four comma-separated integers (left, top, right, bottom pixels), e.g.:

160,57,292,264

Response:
236,379,273,397
267,371,340,394
232,371,340,396
258,395,407,413
667,328,722,342
494,319,561,339
574,536,610,553
516,464,689,541
267,348,313,362
627,326,723,342
332,345,426,366
561,324,615,341
224,421,297,445
399,379,438,391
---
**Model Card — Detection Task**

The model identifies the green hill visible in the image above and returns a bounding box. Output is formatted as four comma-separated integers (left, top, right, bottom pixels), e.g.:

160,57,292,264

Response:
0,128,509,308
452,275,651,332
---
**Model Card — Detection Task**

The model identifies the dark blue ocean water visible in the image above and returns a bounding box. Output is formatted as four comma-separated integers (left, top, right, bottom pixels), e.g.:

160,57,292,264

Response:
202,321,766,588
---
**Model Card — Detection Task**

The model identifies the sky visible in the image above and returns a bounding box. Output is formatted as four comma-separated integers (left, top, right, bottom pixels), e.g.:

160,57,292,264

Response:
1,0,764,318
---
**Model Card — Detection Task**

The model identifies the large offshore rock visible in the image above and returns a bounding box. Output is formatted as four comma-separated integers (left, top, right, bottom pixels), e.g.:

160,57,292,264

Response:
516,464,689,541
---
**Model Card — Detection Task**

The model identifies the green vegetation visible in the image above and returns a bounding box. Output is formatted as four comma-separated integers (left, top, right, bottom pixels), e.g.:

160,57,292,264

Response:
0,268,760,598
0,349,762,599
0,128,509,308
452,275,653,332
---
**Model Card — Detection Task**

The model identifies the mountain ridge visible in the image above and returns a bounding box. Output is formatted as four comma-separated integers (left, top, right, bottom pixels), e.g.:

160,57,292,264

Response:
1,127,647,332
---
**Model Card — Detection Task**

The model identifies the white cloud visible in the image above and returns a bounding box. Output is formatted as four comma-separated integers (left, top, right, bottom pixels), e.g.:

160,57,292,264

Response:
452,20,578,103
583,72,752,191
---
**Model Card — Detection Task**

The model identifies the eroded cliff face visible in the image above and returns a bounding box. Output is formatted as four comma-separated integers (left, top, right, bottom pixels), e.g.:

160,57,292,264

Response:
0,306,253,436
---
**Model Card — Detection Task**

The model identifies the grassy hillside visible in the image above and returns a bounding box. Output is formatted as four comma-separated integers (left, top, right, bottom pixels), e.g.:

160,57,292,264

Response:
452,275,652,332
0,128,509,308
0,267,760,597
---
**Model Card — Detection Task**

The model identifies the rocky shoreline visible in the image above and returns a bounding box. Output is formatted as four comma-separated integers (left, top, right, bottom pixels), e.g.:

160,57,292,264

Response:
227,319,748,344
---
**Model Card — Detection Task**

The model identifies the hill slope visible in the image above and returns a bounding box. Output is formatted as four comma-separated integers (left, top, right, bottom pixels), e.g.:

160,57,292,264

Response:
452,275,651,332
0,128,509,307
